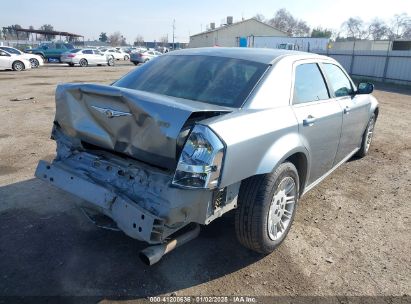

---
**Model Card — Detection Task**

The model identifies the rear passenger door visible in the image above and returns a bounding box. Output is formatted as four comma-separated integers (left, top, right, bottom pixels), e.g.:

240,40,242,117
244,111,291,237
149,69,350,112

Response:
291,62,343,185
82,49,95,64
321,63,369,164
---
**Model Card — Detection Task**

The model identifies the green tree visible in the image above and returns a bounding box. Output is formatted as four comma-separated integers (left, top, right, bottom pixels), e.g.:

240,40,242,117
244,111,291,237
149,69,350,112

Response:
99,32,108,42
311,27,332,38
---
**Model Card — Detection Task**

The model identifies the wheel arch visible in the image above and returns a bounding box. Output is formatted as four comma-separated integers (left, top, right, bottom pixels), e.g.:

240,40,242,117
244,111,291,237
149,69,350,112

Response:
254,136,310,197
283,152,308,196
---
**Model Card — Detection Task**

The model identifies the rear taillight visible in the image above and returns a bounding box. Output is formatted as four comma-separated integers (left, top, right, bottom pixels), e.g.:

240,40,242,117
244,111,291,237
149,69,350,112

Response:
67,54,76,58
138,53,143,57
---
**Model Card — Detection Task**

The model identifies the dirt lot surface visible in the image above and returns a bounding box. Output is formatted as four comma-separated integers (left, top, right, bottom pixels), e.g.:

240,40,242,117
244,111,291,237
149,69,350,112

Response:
0,62,410,301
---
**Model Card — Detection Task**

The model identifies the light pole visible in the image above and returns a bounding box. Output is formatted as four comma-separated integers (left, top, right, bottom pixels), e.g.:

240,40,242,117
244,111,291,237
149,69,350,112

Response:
172,19,176,50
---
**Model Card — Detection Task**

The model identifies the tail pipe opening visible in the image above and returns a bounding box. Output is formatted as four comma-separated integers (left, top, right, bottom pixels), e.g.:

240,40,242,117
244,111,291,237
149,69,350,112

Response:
139,223,200,266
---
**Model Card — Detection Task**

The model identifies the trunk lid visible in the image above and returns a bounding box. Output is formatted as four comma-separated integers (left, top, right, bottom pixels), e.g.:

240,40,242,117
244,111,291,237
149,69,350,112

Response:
55,83,232,169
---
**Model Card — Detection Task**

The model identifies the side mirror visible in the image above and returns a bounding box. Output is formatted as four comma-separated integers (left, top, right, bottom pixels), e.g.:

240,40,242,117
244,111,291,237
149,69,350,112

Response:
357,82,374,95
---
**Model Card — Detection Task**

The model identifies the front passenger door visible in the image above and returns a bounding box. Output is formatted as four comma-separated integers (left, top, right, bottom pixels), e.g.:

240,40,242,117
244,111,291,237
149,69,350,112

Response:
321,63,369,164
291,62,343,185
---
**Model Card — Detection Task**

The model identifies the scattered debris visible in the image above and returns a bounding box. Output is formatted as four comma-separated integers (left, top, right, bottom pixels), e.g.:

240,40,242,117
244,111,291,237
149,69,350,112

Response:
10,97,35,102
325,257,334,263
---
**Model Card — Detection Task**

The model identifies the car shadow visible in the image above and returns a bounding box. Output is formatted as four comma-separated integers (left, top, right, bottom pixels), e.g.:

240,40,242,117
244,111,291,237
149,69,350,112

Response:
0,178,313,299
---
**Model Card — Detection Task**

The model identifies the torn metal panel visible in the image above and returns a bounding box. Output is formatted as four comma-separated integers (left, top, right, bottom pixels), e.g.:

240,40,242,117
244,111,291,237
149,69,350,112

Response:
55,83,231,169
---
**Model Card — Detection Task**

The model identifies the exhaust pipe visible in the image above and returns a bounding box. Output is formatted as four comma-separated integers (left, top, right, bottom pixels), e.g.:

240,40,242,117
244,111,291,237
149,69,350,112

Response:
139,223,200,266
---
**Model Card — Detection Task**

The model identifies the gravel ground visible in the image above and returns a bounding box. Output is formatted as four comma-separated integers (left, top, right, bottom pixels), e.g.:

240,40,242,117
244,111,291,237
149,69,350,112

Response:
0,62,410,301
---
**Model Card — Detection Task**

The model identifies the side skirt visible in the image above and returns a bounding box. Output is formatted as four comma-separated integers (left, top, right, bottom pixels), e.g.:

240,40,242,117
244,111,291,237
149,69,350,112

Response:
302,148,359,196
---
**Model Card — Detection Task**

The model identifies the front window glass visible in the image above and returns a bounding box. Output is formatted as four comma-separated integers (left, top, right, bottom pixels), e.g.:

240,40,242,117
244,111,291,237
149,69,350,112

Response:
114,55,268,107
322,63,353,97
293,63,329,104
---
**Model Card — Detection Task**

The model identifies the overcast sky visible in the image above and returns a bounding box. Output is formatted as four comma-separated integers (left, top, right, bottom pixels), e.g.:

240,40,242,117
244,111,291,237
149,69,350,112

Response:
1,0,410,43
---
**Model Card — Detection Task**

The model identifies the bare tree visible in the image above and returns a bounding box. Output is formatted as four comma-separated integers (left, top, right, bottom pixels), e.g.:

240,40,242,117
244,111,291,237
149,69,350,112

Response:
342,17,365,39
268,8,310,36
39,24,55,40
388,13,411,39
253,14,265,22
109,31,122,46
368,19,389,40
2,24,23,39
134,35,145,46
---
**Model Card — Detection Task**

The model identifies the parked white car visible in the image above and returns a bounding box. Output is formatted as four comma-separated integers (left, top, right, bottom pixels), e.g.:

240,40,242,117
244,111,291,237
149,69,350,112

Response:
61,49,115,67
100,48,130,60
0,49,31,71
0,46,44,68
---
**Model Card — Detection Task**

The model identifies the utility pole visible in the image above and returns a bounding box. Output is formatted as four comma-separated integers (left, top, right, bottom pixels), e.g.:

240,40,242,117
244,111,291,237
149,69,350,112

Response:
172,19,176,50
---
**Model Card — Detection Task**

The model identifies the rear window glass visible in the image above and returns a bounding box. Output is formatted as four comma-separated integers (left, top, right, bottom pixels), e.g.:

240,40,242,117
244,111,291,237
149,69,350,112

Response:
293,63,329,104
70,49,82,53
114,55,268,107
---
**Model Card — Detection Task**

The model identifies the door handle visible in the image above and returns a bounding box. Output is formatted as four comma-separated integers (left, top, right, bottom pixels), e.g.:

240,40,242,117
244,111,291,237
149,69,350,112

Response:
303,115,316,126
344,106,351,114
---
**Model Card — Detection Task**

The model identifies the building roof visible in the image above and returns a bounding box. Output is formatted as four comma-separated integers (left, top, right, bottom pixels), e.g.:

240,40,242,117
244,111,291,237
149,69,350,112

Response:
2,27,83,38
167,47,315,64
190,18,288,38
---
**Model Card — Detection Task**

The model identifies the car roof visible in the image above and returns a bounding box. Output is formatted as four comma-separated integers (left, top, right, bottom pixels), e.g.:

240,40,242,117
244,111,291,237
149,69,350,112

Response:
167,47,327,64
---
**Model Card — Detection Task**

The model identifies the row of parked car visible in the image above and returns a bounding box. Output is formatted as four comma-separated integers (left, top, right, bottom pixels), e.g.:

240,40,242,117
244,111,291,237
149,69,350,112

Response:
0,46,44,71
0,42,165,71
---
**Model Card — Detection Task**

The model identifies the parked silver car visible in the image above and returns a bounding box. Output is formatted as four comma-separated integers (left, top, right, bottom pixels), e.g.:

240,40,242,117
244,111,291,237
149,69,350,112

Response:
61,49,114,67
35,48,378,265
130,50,162,65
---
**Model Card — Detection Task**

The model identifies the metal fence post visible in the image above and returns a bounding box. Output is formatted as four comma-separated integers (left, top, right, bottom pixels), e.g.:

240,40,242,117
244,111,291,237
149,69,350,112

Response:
381,41,391,82
349,40,356,74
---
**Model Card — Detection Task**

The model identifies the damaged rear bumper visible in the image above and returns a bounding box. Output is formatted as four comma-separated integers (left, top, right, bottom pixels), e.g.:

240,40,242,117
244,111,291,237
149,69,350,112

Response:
35,147,240,244
35,160,165,243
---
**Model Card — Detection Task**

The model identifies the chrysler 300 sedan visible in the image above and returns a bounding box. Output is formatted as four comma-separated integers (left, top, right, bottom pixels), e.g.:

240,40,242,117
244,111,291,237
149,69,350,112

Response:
35,48,378,265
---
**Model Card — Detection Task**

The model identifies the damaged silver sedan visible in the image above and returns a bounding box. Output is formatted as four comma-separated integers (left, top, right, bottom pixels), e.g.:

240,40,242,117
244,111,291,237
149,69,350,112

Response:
36,48,379,265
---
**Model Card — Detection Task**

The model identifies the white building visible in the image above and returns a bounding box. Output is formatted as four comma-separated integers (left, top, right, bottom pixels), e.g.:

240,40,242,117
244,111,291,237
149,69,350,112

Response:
189,17,287,48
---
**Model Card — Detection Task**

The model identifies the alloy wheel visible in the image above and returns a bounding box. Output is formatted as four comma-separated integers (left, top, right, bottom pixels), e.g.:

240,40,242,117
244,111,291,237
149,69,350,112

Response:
267,176,297,240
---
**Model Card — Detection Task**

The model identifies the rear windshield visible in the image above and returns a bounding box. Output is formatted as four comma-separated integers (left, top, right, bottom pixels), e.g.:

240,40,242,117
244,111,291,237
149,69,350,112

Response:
113,55,268,107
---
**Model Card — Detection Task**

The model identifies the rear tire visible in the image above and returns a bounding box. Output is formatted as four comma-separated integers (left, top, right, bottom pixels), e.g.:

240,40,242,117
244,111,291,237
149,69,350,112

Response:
235,162,299,253
133,62,138,66
12,61,25,71
356,113,376,158
68,63,75,67
79,59,88,67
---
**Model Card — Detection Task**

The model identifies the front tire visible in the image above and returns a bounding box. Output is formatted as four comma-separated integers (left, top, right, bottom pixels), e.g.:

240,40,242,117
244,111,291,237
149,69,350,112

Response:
107,57,114,66
30,58,40,68
124,55,130,60
12,61,25,71
356,113,376,158
235,162,299,253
